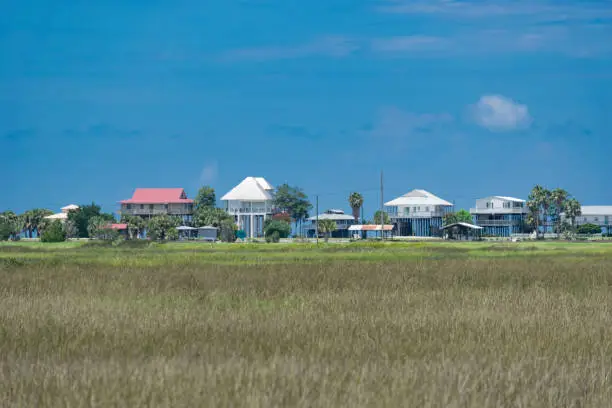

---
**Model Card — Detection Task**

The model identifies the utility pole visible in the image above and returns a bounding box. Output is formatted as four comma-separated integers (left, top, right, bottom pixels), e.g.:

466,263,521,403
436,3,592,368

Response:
316,195,319,245
380,170,384,240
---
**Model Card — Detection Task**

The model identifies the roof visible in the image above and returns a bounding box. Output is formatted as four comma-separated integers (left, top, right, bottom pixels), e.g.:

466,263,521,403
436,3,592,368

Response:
579,206,612,215
108,223,127,230
221,177,274,201
349,224,394,231
197,226,219,230
61,204,79,212
308,210,355,221
480,196,526,203
44,212,68,220
440,222,483,230
176,226,197,230
384,189,453,207
120,188,193,204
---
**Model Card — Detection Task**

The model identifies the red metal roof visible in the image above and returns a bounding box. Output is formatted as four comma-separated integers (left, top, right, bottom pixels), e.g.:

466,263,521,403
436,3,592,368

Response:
120,188,193,204
109,223,128,230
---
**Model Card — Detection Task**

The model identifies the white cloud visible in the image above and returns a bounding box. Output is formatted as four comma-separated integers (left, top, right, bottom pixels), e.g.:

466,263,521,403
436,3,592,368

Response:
199,161,218,185
377,0,612,21
470,95,532,131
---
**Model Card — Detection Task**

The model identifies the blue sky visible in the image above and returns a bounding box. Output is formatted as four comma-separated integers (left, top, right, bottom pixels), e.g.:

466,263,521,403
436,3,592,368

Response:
2,0,611,216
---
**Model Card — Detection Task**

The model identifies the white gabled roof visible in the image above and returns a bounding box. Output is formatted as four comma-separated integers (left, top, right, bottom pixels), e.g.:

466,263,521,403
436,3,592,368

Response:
61,204,79,212
441,222,483,230
481,196,525,203
45,212,68,220
221,177,274,201
580,206,612,216
307,213,355,221
255,177,273,191
384,189,453,207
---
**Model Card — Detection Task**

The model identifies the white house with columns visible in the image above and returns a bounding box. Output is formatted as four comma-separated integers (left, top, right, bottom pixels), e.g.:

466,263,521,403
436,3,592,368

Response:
221,177,274,238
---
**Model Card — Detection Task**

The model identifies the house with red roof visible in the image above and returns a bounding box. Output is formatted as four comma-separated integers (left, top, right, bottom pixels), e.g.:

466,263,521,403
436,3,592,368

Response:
119,188,194,223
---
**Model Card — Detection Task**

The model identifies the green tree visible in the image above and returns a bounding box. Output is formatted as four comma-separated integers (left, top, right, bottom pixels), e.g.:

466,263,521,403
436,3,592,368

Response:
273,184,312,234
20,209,53,238
68,203,113,238
123,215,146,240
40,220,66,243
194,186,216,210
348,192,364,222
192,207,237,243
0,220,12,241
0,211,21,240
317,219,337,242
577,223,602,234
87,216,119,240
527,185,550,236
564,198,582,231
147,215,180,241
550,188,569,233
264,219,291,243
373,210,391,225
444,209,473,226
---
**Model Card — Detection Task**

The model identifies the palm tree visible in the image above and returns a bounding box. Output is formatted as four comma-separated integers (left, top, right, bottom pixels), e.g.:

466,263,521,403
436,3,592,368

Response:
317,219,337,242
564,198,582,231
550,188,569,234
0,211,21,240
124,215,146,240
348,192,364,222
31,209,53,238
527,185,551,236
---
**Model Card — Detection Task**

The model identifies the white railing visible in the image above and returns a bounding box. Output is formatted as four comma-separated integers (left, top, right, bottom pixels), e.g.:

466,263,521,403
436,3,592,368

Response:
120,208,192,216
390,212,446,219
227,207,271,214
470,207,527,214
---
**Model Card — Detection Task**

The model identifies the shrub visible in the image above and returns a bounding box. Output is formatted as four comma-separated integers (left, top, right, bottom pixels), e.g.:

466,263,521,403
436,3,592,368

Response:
264,220,291,241
0,221,12,241
40,221,67,243
577,223,602,234
266,231,281,243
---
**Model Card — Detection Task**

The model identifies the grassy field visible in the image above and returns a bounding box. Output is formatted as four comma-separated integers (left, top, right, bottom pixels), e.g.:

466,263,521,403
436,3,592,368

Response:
1,241,611,407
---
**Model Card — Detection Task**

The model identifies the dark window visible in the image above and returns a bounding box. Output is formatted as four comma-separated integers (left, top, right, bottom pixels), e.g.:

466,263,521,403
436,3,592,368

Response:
149,204,154,210
140,204,144,210
126,204,132,210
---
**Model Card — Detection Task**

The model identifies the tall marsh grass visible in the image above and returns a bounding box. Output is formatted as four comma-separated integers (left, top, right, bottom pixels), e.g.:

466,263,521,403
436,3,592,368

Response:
0,243,611,407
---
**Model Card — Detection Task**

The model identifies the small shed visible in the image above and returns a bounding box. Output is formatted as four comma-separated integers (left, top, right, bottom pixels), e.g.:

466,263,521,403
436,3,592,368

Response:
197,226,218,242
176,225,197,240
440,222,483,241
348,224,394,239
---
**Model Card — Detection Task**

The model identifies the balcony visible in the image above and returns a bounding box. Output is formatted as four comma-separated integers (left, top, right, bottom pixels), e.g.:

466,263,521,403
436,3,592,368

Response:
120,208,192,216
227,207,272,215
470,207,527,215
389,211,446,219
474,219,524,227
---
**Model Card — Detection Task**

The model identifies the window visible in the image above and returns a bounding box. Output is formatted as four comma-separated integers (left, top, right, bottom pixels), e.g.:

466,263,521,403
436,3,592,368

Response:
164,204,169,210
140,204,144,210
149,204,154,210
126,204,132,210
425,207,429,212
594,217,599,222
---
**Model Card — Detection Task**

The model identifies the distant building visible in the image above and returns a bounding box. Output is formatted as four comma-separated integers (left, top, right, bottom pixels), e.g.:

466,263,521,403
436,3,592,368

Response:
573,206,612,234
119,188,194,223
385,189,453,237
306,209,357,238
470,196,528,237
44,204,80,221
221,177,274,239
